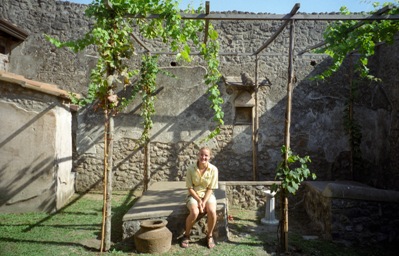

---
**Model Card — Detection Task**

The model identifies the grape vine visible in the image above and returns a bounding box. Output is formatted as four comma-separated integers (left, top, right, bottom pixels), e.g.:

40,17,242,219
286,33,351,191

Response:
46,0,223,143
315,1,399,80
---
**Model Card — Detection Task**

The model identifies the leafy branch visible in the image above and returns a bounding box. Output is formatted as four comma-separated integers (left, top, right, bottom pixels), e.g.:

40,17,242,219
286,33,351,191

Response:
272,146,316,195
314,1,399,80
46,0,223,143
200,26,224,139
343,80,363,173
137,54,158,145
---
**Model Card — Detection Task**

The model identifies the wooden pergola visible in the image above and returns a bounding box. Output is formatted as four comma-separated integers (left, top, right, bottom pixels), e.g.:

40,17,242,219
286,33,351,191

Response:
102,1,399,252
130,3,398,251
129,1,398,181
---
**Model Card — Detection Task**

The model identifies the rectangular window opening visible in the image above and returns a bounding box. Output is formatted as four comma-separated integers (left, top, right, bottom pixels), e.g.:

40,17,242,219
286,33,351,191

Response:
234,107,253,125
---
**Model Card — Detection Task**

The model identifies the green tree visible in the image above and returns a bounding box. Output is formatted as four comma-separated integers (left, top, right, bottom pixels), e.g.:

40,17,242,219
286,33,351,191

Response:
47,0,222,251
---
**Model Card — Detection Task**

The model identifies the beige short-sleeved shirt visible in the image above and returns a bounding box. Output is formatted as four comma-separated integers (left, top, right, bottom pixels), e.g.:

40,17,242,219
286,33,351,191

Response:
185,162,218,198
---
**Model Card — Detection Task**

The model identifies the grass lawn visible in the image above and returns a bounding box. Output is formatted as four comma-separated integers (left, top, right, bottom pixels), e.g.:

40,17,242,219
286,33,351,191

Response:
0,191,396,255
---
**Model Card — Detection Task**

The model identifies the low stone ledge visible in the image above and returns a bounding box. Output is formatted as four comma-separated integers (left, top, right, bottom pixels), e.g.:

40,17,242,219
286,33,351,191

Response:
306,181,399,202
304,181,399,246
220,181,280,210
122,181,227,243
220,181,280,186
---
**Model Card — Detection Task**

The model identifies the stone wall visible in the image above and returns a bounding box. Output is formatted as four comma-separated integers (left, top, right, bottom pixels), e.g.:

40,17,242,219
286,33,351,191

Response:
222,181,277,210
0,0,398,192
367,39,399,189
304,181,399,246
0,74,75,213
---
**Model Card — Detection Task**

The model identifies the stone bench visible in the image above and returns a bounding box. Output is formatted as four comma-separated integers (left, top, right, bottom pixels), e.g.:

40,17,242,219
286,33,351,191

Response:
122,181,228,243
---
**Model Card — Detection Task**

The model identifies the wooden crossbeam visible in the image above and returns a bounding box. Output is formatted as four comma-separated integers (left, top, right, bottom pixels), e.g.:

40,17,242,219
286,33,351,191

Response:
127,12,399,21
120,3,399,57
140,51,329,57
254,3,300,55
203,1,210,44
131,33,151,52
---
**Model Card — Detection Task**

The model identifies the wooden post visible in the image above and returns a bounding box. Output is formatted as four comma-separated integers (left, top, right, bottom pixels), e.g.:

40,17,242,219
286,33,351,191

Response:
283,196,289,250
252,55,259,180
349,55,354,181
101,61,115,252
100,109,109,253
104,115,114,251
100,108,114,252
203,1,210,44
281,19,295,253
144,142,150,192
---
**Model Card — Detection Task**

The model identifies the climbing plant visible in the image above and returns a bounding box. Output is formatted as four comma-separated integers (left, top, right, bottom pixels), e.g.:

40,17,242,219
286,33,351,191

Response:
343,79,363,176
313,1,399,178
314,1,399,81
47,0,223,142
272,146,316,195
46,0,223,251
271,145,316,253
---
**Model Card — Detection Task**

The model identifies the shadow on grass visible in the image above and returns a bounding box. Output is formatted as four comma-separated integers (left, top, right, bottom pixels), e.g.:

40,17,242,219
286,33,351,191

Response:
1,179,143,254
108,188,140,253
0,237,100,252
225,208,280,254
22,180,103,232
0,223,99,229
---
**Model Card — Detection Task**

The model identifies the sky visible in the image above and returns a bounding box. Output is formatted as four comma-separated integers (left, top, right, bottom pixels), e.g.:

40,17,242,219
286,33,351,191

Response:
64,0,377,14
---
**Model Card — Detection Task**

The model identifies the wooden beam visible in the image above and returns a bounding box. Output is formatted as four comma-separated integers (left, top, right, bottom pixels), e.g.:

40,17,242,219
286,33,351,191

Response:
137,51,329,57
289,3,301,16
297,41,327,56
281,19,296,253
203,1,210,43
254,3,300,55
0,19,29,41
127,12,399,21
252,55,259,181
131,33,151,52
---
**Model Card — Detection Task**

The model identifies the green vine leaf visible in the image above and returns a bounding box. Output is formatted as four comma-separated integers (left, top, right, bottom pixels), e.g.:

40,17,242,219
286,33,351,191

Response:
314,1,399,81
272,146,316,195
46,0,224,144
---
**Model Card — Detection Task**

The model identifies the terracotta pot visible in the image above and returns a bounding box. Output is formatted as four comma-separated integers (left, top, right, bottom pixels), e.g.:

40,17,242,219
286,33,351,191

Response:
134,219,172,254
